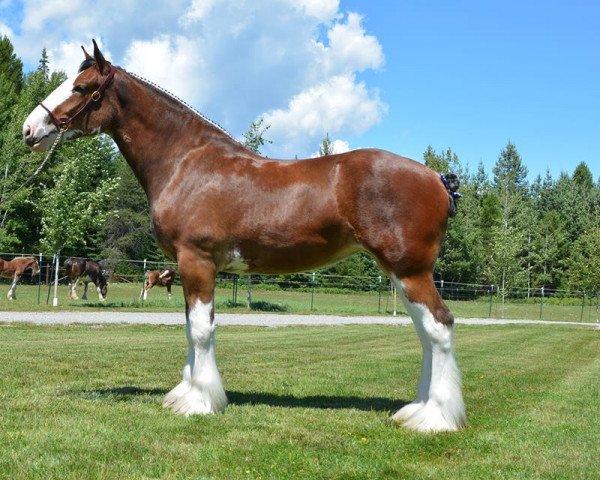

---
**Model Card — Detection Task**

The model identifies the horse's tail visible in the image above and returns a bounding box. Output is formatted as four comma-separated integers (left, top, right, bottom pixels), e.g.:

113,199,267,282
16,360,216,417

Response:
440,173,462,217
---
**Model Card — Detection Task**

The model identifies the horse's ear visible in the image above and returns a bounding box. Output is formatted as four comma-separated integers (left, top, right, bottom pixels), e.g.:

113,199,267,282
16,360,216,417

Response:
81,45,94,62
92,39,109,74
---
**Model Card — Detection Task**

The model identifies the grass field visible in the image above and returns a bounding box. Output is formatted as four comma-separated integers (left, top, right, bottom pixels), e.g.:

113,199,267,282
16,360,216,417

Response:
1,282,598,323
0,322,598,479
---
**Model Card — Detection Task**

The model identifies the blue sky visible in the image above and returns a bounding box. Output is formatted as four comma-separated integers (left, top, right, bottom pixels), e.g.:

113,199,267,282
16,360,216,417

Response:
1,0,598,181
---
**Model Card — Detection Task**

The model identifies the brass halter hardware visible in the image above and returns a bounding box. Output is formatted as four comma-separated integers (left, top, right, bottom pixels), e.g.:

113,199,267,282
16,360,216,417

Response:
40,65,116,129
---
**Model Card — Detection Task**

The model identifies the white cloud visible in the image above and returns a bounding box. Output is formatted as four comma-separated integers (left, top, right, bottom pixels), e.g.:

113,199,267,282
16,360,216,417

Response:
123,36,207,107
263,74,386,157
331,139,350,153
0,21,13,38
317,12,384,75
288,0,340,21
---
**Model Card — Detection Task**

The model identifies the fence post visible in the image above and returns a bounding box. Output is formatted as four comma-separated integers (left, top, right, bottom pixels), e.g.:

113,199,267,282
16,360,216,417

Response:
141,258,147,304
539,286,544,320
488,285,494,318
37,252,42,305
580,291,585,321
247,275,252,308
310,272,316,311
52,252,60,307
378,275,382,313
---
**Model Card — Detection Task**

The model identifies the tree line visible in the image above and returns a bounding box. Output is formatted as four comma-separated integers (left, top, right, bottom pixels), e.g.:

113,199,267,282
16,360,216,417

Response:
1,39,598,294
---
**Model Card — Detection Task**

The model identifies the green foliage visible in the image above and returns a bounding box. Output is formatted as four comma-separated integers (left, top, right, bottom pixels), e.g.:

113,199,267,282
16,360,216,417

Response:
319,133,334,156
243,117,272,154
38,135,119,254
99,156,165,264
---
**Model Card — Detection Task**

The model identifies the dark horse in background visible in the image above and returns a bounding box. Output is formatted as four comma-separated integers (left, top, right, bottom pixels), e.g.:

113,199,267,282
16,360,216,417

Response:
141,268,176,300
0,256,40,300
23,41,465,432
64,257,107,301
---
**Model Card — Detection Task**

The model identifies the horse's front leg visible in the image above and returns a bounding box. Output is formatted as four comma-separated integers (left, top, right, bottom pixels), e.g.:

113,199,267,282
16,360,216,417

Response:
81,281,89,300
68,277,80,300
7,273,19,300
163,251,227,416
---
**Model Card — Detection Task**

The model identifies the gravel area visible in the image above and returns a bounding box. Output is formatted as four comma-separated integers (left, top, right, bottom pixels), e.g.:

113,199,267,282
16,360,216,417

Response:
0,311,597,328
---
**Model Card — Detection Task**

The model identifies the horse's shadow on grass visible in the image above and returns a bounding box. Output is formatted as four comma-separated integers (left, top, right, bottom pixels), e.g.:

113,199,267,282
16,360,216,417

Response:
80,386,406,413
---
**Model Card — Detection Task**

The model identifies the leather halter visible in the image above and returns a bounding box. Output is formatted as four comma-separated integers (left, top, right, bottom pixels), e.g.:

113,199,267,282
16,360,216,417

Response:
40,65,117,129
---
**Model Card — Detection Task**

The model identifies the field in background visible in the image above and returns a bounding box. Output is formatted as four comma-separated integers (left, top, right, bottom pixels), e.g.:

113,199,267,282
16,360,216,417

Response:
0,323,597,479
0,281,598,323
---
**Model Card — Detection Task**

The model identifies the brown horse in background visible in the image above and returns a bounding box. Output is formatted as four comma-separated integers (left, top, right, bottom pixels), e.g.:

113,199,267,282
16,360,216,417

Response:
23,41,465,432
0,256,40,300
64,257,107,301
141,268,176,300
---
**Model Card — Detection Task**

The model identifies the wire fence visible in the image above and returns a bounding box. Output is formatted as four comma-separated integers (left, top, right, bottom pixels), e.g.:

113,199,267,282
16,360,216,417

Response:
0,252,598,322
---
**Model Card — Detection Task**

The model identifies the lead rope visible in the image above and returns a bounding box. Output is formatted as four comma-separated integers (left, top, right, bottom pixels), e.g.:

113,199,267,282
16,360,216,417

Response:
0,127,66,227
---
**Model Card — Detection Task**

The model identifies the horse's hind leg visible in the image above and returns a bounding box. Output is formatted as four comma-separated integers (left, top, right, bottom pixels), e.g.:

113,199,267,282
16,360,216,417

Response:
7,273,18,300
391,272,466,432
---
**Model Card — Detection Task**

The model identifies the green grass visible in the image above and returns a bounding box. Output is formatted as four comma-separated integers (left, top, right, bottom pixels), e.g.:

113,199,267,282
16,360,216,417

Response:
1,282,599,322
0,323,598,479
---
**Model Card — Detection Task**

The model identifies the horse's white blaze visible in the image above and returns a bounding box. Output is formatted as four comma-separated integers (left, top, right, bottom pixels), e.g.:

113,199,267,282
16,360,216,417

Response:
23,76,76,150
164,299,227,416
391,275,466,432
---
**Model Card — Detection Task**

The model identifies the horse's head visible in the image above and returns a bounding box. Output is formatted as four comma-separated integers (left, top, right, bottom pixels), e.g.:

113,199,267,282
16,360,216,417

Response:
30,258,40,275
23,40,117,152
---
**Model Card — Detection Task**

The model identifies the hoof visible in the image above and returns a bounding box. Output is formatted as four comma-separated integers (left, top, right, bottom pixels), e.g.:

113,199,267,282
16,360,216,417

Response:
166,387,227,416
392,401,465,433
163,381,191,408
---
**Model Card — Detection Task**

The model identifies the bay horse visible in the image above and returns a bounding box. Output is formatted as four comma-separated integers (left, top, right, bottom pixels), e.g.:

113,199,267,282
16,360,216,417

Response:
64,257,107,301
22,41,465,432
0,256,40,300
141,268,176,300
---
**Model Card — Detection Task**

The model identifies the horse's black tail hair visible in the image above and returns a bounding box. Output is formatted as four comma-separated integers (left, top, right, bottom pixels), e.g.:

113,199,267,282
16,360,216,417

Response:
440,173,462,217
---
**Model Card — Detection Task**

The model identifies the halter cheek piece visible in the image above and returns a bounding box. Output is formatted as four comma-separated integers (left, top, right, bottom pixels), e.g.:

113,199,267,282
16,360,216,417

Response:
40,65,117,129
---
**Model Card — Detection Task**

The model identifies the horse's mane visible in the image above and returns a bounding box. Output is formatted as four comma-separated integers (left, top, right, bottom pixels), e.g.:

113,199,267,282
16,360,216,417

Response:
76,59,240,146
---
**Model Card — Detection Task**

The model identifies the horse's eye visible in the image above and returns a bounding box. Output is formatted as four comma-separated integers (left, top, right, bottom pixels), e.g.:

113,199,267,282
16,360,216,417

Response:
73,85,86,94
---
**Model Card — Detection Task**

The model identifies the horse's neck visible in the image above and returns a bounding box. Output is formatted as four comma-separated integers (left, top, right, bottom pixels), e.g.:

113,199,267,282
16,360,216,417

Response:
110,75,243,201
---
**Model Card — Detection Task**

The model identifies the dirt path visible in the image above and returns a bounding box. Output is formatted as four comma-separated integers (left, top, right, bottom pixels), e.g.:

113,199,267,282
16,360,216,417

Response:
0,311,597,328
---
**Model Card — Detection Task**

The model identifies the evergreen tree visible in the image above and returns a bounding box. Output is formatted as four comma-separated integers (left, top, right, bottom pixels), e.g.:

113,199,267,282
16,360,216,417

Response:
492,141,528,195
0,36,24,135
318,133,334,156
99,156,165,265
0,58,66,251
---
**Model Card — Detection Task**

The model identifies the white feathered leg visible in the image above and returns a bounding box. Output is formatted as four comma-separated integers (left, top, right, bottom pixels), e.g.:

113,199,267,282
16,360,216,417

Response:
392,276,466,432
165,299,227,415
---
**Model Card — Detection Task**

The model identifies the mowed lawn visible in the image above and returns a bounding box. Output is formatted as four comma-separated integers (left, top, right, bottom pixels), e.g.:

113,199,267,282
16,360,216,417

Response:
0,322,598,479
